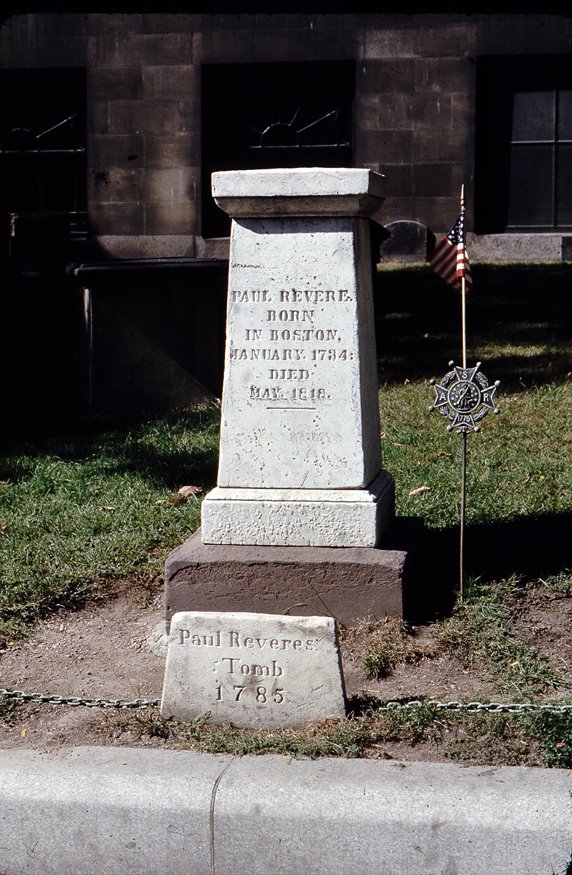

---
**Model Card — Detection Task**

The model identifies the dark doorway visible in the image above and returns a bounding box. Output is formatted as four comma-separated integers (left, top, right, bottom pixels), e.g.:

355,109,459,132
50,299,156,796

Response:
0,67,87,257
201,60,355,238
0,67,87,426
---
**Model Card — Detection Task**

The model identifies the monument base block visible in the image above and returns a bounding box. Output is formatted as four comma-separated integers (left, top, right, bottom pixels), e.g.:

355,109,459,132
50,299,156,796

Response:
164,529,406,630
201,470,394,548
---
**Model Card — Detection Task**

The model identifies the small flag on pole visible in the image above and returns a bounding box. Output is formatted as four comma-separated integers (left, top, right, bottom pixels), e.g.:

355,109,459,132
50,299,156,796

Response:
429,211,473,293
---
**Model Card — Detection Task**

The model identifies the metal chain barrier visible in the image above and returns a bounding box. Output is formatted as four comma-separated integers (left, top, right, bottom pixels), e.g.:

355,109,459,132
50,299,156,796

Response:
377,700,572,715
1,687,571,714
0,688,159,709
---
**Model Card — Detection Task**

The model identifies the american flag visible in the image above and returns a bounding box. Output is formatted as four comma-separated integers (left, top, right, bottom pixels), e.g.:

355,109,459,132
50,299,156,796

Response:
429,211,473,293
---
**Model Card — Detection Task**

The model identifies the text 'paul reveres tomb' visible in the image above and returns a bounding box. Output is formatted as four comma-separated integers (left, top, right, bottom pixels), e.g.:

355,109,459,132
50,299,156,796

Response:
161,611,346,728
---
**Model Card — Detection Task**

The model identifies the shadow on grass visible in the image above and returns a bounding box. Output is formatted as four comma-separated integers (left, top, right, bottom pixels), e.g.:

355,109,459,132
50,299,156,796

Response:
388,512,572,623
0,405,221,491
374,264,572,391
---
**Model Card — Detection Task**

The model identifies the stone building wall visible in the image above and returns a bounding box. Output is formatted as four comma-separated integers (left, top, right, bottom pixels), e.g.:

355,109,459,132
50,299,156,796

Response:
1,12,571,260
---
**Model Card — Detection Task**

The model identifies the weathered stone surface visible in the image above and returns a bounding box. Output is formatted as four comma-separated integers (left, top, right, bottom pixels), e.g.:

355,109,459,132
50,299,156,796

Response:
380,220,429,263
214,756,572,875
89,133,145,167
145,135,200,168
413,162,452,196
468,233,565,263
5,13,572,264
90,202,145,235
357,58,417,94
161,611,346,727
201,471,394,547
107,99,182,136
0,746,220,875
214,217,380,490
212,167,385,217
89,67,143,101
96,234,195,259
145,201,197,235
201,167,394,547
164,530,406,627
354,129,414,165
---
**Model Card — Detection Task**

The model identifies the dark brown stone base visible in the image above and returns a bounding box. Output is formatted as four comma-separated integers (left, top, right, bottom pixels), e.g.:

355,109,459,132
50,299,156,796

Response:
164,530,407,629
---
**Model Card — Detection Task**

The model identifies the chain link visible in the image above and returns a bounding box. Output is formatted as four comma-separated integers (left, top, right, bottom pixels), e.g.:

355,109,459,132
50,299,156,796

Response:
0,688,159,709
1,687,571,714
374,700,572,714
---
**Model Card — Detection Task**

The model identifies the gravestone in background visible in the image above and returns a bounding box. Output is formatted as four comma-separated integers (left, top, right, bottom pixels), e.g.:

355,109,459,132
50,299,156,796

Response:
379,219,431,264
164,168,408,628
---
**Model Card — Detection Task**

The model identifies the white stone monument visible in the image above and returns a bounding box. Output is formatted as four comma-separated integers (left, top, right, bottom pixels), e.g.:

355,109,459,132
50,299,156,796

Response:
201,168,394,548
164,167,406,629
161,611,346,728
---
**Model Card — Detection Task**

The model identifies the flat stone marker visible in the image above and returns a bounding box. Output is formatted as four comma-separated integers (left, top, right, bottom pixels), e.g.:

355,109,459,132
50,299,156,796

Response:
161,611,346,728
201,167,394,548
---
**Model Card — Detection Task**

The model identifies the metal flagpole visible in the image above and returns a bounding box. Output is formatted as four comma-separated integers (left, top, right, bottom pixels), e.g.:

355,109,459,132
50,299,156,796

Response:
459,185,467,602
429,186,500,607
460,185,467,369
460,430,467,600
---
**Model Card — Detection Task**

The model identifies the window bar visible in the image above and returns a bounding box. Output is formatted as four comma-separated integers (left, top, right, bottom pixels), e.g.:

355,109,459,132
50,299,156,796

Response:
553,90,558,228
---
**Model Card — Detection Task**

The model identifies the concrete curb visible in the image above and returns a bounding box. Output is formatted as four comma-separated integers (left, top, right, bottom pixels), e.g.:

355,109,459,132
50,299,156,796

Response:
0,747,570,874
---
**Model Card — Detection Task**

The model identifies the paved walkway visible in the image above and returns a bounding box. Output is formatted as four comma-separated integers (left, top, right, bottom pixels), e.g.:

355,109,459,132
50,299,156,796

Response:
0,747,570,874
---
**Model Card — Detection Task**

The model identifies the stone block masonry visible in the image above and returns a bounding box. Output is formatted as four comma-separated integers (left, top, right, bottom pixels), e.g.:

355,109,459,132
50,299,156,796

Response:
164,531,406,628
2,12,572,260
1,748,570,874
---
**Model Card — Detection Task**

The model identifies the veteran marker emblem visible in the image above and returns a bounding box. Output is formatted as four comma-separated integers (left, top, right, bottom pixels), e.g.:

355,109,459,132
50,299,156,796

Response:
430,361,500,433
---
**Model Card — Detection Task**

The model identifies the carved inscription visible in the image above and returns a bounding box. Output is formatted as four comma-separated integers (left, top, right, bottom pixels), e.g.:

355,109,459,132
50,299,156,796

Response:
216,684,284,704
175,625,320,709
228,288,355,407
177,628,319,651
161,612,346,727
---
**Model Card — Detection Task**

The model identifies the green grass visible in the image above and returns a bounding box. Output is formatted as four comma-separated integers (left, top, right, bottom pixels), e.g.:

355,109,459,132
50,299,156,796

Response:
432,577,564,699
1,264,571,766
0,265,567,642
355,576,566,699
111,701,572,769
537,571,572,597
0,403,220,643
381,382,571,528
374,266,571,529
112,703,446,759
356,618,432,680
375,263,571,391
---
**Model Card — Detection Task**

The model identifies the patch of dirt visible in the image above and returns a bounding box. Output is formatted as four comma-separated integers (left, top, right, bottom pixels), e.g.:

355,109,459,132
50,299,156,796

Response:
0,584,570,756
0,584,166,750
510,590,572,678
341,622,499,704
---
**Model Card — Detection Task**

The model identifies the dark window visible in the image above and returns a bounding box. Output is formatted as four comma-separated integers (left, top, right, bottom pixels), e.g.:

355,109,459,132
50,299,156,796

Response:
475,56,572,233
201,61,355,238
0,68,87,240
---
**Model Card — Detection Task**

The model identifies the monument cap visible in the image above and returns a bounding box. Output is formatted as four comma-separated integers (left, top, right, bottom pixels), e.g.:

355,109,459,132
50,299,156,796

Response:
212,167,386,218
